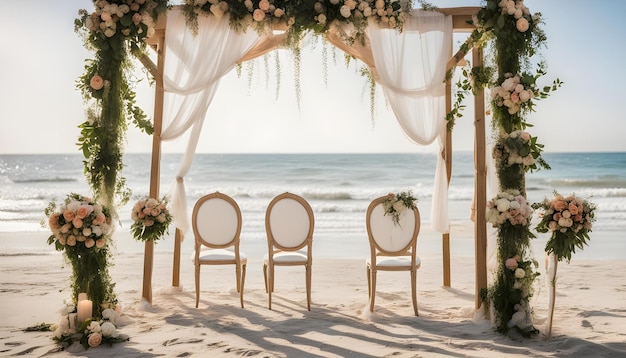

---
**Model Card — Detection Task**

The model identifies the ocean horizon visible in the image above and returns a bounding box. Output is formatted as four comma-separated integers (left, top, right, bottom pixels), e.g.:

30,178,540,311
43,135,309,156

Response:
1,151,624,258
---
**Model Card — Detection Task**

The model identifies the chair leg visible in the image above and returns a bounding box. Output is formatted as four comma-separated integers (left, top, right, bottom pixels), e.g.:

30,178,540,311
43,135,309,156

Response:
262,263,268,293
411,269,418,316
369,270,377,312
366,265,371,299
306,264,311,311
268,265,273,310
195,264,200,309
240,263,247,309
235,263,241,293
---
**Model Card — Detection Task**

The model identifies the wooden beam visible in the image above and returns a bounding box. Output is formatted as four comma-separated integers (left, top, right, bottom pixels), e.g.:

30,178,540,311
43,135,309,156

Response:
473,47,488,310
142,21,166,304
443,77,452,288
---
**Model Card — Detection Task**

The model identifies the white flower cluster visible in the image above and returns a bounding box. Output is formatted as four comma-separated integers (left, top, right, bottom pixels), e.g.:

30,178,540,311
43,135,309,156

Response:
490,73,534,115
53,307,123,348
486,189,532,227
498,0,531,32
507,298,534,330
84,0,157,39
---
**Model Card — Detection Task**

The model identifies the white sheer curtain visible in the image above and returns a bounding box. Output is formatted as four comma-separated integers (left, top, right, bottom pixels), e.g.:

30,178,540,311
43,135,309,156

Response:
161,9,263,234
368,10,452,233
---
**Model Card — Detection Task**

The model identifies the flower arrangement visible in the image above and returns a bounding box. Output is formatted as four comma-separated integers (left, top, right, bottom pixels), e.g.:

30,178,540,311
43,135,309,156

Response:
490,73,535,115
46,193,113,252
382,190,417,226
493,130,549,173
53,307,127,351
532,192,596,262
182,0,413,45
44,193,118,320
486,189,532,227
130,197,173,242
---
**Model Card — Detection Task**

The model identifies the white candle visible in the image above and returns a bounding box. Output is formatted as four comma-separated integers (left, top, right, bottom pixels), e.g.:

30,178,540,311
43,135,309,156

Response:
77,300,92,324
68,313,77,332
78,293,88,301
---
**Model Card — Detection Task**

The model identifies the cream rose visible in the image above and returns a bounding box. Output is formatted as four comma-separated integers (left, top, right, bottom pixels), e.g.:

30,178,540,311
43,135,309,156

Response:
516,18,529,32
514,268,526,279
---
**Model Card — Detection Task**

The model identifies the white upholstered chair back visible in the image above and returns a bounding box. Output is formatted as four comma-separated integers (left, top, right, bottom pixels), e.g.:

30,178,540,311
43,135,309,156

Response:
193,193,241,248
266,193,313,251
368,201,418,254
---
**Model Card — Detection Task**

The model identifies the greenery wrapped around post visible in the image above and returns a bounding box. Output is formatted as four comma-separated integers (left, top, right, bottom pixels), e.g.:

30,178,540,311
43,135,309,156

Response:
472,0,561,336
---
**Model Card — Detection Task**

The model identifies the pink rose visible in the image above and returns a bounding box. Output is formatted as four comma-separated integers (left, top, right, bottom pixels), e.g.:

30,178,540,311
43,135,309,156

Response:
96,239,106,248
520,131,530,142
132,13,142,24
143,219,154,227
505,257,518,270
85,238,95,248
72,217,84,229
568,202,579,215
259,0,270,11
548,221,557,231
48,213,61,230
130,3,140,11
76,205,94,219
253,9,265,21
150,208,160,216
90,75,104,90
88,332,102,347
92,213,106,225
510,92,519,103
553,200,566,212
63,209,76,222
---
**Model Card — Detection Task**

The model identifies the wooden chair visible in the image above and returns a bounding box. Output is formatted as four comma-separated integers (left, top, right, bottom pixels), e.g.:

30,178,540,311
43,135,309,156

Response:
191,192,247,308
263,192,314,310
366,195,421,316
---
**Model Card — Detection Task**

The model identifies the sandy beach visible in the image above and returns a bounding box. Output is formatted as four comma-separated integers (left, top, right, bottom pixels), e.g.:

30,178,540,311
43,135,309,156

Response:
1,224,625,357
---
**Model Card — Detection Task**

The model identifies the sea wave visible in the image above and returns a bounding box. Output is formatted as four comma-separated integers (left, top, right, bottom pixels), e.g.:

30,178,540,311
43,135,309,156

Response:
11,177,79,184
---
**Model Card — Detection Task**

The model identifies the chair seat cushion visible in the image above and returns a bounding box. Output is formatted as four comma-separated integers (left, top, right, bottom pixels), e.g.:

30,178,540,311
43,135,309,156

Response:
366,256,421,268
264,250,307,264
192,249,247,263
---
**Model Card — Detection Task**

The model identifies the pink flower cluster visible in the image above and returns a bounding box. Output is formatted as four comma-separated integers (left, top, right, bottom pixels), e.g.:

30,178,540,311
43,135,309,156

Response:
47,195,112,250
486,189,532,227
130,197,169,228
541,194,593,234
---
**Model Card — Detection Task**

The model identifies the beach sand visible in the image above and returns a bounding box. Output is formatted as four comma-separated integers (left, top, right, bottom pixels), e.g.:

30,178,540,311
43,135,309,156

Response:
1,226,625,357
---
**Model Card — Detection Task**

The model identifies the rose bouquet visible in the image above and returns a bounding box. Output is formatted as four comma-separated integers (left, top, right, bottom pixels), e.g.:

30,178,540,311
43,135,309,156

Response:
532,192,596,262
486,189,532,227
130,197,172,242
46,193,113,251
493,130,549,173
382,190,418,227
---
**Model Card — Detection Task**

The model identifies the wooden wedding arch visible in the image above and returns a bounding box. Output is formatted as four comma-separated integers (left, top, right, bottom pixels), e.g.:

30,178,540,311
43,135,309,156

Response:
140,6,487,309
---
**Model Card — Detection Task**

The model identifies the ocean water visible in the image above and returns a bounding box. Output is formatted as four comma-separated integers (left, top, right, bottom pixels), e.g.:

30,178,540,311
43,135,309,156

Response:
1,152,624,257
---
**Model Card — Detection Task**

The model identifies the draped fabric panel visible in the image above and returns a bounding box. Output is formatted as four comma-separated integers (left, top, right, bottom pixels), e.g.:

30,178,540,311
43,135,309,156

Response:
161,9,280,235
368,11,452,233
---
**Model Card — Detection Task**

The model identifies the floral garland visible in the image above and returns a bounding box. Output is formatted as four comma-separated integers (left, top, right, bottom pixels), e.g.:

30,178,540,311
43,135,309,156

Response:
74,0,169,211
533,193,596,262
182,0,413,46
382,190,417,227
44,193,118,319
130,197,173,242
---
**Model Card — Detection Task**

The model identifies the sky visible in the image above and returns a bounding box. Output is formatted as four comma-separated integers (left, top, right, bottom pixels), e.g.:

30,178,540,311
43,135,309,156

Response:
0,0,625,154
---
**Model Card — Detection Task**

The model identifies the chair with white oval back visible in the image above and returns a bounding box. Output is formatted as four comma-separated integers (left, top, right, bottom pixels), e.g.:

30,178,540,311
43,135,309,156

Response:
263,192,314,310
366,195,421,316
191,192,247,309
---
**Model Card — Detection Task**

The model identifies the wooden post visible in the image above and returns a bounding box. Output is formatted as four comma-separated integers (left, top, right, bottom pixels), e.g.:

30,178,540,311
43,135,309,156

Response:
172,228,182,287
142,31,166,304
443,75,453,288
473,47,488,309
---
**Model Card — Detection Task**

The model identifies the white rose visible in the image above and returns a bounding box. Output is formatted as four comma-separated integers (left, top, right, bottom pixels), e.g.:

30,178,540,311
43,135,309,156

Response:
558,217,573,228
317,13,327,25
509,201,520,210
100,322,118,337
522,156,534,166
514,268,526,278
88,321,101,333
495,198,510,213
519,90,531,102
392,200,405,213
513,280,522,289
